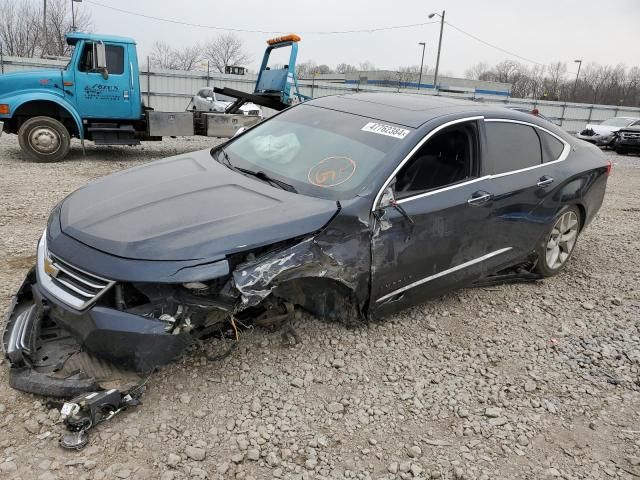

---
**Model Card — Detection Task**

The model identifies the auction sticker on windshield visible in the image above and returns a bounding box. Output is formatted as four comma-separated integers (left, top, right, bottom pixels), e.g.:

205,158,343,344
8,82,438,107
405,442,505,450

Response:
361,122,411,139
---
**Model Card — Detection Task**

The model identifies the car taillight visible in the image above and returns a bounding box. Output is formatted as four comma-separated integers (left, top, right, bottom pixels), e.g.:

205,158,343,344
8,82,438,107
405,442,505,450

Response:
606,159,612,176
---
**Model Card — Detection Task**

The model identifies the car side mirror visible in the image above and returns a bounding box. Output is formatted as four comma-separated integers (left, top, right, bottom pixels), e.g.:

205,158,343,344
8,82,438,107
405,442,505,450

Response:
94,41,109,80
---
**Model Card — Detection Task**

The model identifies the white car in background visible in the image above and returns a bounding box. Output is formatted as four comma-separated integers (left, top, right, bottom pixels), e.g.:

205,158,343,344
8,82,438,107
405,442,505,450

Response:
576,116,640,147
188,87,263,117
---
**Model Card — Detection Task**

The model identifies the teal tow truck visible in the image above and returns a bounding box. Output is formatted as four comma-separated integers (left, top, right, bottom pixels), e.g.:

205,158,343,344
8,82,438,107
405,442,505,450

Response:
0,32,308,162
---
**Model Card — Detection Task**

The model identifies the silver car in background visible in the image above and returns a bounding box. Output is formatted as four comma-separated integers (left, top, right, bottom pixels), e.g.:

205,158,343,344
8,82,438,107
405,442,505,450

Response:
576,116,640,146
188,87,264,118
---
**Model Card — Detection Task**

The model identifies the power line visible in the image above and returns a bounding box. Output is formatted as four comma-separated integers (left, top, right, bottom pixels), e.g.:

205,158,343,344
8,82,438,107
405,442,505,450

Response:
444,22,545,67
84,1,439,35
444,21,579,75
84,0,579,74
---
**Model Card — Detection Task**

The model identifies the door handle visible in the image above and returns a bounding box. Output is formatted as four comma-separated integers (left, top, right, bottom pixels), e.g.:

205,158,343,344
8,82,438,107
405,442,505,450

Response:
467,191,493,206
537,175,554,187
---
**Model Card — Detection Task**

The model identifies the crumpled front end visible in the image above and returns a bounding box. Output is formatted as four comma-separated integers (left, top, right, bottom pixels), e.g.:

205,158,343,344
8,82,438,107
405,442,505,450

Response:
2,268,190,398
3,211,371,397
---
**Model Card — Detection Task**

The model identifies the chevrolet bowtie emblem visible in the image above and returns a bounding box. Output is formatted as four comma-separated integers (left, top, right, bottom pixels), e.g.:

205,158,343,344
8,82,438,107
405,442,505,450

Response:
44,257,60,278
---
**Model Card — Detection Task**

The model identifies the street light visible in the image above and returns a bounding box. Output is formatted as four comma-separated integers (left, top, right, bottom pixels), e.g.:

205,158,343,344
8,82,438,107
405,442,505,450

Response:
417,42,426,91
71,0,82,32
573,59,582,101
428,10,445,91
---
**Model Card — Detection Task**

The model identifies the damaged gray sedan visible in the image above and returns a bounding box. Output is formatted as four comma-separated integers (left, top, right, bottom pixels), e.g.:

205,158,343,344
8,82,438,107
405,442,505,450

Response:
4,93,609,399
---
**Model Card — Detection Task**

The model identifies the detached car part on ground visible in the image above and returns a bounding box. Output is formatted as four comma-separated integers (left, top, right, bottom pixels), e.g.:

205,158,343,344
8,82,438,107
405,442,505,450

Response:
576,116,640,147
3,93,609,445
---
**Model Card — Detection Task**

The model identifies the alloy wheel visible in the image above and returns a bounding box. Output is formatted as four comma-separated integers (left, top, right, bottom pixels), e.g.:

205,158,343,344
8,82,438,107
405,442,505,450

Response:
545,210,579,270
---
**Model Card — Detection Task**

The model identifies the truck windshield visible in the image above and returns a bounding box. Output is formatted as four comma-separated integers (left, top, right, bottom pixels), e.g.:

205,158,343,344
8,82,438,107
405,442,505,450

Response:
214,104,408,200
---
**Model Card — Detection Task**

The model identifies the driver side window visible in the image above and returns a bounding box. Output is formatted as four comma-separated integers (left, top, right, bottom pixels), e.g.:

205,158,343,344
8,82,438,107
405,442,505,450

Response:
395,122,477,198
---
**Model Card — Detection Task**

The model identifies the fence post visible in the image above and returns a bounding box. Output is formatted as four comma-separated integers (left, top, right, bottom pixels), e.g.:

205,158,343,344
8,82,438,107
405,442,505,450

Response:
146,56,151,108
207,61,210,87
561,103,567,129
0,45,4,74
587,105,593,123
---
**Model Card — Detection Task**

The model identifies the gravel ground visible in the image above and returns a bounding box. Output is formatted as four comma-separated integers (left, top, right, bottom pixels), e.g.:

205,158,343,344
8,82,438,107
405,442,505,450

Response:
0,135,639,480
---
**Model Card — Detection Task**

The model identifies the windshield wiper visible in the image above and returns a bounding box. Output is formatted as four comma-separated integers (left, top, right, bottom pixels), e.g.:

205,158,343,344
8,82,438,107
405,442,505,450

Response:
235,167,297,193
213,146,236,171
212,147,297,193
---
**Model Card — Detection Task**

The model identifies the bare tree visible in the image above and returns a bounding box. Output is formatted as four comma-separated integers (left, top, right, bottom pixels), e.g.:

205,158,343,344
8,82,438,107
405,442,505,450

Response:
203,33,250,73
296,60,317,76
464,62,490,80
542,61,567,100
150,41,202,71
0,0,92,58
43,0,93,57
358,61,375,71
336,63,357,74
0,0,42,57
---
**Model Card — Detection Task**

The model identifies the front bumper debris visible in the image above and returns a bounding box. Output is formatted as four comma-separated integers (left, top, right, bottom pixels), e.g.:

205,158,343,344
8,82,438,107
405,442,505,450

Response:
576,130,614,146
2,269,190,397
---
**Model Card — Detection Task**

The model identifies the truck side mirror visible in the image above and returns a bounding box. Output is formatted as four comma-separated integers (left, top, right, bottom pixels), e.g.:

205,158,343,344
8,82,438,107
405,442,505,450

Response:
94,41,109,80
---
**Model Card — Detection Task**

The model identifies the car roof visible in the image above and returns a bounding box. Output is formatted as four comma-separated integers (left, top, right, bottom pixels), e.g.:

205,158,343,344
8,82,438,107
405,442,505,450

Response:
304,92,572,141
307,93,480,128
306,92,560,130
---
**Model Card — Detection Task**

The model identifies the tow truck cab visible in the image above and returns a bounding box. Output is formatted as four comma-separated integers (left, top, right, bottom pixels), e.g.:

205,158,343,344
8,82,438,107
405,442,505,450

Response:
0,32,151,161
0,32,305,162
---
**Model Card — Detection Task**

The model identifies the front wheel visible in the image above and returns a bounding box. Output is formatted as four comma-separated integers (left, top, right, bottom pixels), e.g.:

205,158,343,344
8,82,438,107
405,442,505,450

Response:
18,116,71,162
534,206,581,277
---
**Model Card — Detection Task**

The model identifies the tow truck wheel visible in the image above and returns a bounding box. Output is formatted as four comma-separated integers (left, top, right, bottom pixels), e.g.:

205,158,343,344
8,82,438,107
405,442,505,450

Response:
18,116,71,162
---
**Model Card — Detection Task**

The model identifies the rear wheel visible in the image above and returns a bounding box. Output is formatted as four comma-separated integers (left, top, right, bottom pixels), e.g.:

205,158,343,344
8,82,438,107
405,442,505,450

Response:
534,206,581,277
18,116,71,162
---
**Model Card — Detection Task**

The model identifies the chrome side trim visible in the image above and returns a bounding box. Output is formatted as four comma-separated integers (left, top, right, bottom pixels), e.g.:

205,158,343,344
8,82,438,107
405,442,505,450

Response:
376,247,512,303
391,118,572,206
371,116,485,211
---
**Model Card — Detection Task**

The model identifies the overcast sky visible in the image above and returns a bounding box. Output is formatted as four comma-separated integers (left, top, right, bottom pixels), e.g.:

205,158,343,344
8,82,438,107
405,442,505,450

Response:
84,0,640,76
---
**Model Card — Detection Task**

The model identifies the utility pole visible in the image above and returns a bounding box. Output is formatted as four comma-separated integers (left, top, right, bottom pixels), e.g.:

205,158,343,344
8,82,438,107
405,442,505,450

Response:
42,0,47,56
417,42,426,91
572,59,582,101
72,0,83,32
428,10,445,91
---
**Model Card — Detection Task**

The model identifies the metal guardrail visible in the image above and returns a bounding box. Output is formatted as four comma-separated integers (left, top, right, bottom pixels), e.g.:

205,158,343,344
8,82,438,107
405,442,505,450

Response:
2,55,640,133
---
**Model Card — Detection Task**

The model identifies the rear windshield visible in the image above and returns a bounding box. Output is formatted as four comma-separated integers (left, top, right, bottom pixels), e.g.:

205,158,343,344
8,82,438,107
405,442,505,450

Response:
215,104,409,200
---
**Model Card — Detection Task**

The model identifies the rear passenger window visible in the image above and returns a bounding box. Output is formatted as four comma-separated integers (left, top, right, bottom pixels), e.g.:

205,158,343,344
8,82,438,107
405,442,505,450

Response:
538,130,565,162
483,122,541,175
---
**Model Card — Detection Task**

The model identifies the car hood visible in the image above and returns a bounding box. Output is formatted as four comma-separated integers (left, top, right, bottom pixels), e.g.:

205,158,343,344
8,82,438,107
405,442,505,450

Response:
59,149,338,261
586,124,622,135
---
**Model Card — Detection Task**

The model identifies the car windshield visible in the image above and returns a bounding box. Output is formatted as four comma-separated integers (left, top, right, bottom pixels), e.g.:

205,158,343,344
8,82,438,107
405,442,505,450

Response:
600,117,635,127
214,104,408,200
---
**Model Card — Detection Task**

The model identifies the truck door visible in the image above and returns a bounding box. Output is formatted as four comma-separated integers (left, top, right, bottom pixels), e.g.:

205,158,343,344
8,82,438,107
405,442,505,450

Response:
74,41,133,119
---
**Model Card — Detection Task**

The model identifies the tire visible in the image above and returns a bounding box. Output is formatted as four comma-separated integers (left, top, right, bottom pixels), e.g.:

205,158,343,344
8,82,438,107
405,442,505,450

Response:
534,206,582,277
18,116,71,162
